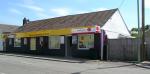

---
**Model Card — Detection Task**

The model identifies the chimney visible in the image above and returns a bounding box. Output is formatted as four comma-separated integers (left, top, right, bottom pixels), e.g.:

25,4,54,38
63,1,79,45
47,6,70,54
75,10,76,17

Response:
23,17,30,26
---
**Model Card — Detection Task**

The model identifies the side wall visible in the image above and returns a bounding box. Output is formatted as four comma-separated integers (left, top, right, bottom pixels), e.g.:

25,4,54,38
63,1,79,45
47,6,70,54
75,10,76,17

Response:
101,10,131,39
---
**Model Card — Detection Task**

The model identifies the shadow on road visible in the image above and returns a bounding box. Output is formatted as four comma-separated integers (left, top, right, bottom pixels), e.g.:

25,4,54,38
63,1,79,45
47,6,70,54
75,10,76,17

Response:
71,64,135,74
0,52,89,63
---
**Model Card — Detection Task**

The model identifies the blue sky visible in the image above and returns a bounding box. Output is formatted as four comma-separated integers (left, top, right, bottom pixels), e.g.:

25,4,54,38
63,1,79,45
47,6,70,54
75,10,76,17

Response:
0,0,149,30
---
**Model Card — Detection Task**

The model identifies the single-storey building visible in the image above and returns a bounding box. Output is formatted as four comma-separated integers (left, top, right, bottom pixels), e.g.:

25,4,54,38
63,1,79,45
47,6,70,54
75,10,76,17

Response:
5,8,131,60
0,24,19,51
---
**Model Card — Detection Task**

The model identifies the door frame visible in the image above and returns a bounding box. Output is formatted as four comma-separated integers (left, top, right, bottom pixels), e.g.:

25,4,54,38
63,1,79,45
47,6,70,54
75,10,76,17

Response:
65,35,72,57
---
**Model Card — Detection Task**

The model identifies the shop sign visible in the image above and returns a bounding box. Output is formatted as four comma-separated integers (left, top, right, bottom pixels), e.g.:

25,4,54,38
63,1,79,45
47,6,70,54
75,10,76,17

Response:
72,25,100,34
8,34,15,38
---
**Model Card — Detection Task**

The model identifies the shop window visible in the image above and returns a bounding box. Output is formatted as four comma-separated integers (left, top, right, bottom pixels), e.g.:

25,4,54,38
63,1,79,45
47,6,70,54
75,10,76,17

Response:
39,37,44,46
78,34,94,49
24,38,27,45
30,38,36,50
9,38,12,45
72,35,77,44
60,36,64,44
49,36,60,49
14,38,21,47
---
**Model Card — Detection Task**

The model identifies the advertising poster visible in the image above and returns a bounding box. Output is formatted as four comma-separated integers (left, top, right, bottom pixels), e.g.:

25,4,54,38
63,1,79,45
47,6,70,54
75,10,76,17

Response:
30,38,36,50
49,36,60,49
72,35,77,44
78,34,94,49
60,36,64,44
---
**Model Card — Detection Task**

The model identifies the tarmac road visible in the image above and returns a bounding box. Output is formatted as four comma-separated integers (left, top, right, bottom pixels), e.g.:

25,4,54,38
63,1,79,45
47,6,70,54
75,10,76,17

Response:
0,53,149,74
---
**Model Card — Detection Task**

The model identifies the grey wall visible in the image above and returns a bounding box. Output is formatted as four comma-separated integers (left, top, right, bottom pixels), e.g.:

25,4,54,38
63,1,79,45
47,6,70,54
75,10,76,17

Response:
107,38,140,61
108,38,150,61
146,38,150,60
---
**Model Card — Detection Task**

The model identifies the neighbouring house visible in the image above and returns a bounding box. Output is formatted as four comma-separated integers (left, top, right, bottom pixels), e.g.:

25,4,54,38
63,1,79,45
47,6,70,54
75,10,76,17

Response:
5,8,131,60
0,24,19,51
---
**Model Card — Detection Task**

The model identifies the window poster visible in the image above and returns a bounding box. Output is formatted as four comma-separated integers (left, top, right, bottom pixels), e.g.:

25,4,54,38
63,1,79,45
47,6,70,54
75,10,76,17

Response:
78,34,94,49
14,38,21,47
30,38,36,50
49,36,60,49
39,37,44,46
24,38,27,45
60,36,64,44
9,38,12,45
72,35,77,44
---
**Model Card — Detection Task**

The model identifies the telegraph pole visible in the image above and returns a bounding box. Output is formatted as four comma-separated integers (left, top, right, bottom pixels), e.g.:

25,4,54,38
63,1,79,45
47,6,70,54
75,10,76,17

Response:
137,0,141,62
141,0,145,61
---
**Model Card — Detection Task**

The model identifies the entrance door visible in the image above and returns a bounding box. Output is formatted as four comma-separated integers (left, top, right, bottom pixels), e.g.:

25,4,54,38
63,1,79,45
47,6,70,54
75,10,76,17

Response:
65,36,72,57
30,38,36,50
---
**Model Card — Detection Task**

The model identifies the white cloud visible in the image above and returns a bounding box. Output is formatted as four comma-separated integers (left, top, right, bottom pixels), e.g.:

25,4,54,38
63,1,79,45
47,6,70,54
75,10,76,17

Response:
50,8,70,16
19,4,44,12
17,0,44,12
9,8,23,15
145,0,150,8
49,7,110,17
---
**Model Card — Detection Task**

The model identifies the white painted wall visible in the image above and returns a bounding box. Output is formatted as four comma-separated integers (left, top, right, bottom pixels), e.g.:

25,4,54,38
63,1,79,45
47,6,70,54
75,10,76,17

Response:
101,10,131,39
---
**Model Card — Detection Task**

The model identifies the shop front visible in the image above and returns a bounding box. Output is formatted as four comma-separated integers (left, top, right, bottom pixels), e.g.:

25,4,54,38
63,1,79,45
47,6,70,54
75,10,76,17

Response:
6,25,107,59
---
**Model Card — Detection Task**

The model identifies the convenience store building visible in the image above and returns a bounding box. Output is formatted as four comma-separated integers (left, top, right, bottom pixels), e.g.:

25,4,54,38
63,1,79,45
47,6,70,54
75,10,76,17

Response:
6,8,130,60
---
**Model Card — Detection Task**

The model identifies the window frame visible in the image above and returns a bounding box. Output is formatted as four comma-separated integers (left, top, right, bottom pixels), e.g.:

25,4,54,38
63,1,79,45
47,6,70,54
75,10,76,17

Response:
78,34,94,50
23,38,27,45
9,38,12,45
14,38,21,47
39,37,44,46
48,36,61,49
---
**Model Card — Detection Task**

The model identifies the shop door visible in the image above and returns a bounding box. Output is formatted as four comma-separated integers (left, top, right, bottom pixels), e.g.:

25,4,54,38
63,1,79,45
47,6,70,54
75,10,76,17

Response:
65,36,72,57
30,38,36,50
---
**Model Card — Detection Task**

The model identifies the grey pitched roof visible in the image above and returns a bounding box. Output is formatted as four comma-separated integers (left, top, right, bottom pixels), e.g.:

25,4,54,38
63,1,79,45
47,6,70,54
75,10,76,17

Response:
15,8,117,33
0,24,19,33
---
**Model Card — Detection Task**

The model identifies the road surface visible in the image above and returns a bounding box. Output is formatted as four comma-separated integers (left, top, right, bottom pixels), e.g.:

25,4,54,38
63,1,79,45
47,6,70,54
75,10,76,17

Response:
0,53,149,74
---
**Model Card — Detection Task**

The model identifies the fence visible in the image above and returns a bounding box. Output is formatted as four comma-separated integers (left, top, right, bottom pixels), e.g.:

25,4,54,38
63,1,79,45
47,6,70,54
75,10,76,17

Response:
146,38,150,60
107,38,150,61
108,38,139,61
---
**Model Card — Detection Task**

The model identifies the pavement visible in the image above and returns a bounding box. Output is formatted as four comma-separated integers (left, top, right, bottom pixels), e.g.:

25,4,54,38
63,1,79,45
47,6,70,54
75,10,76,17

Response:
0,53,92,63
0,53,150,74
136,61,150,69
